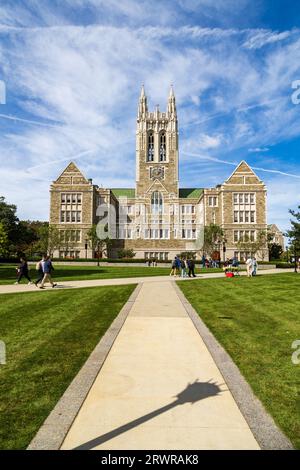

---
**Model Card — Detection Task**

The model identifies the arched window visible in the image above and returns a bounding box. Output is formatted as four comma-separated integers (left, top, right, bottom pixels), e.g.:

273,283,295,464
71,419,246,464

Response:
151,191,163,214
159,131,166,162
147,131,154,162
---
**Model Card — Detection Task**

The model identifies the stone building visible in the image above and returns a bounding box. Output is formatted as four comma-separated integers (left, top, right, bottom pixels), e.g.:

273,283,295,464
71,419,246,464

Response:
268,224,285,250
49,86,269,261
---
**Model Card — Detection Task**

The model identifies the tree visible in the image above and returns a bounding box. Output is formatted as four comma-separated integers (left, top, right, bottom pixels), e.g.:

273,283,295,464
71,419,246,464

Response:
254,230,268,261
0,196,19,252
269,243,283,261
117,248,136,259
87,225,112,263
202,224,224,257
14,220,46,257
33,224,60,256
0,222,9,257
87,225,99,255
59,229,75,258
236,236,256,257
236,230,268,260
178,251,196,259
285,205,300,270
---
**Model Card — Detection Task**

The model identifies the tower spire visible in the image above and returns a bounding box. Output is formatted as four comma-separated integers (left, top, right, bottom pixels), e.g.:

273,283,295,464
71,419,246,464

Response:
167,84,176,116
138,84,148,117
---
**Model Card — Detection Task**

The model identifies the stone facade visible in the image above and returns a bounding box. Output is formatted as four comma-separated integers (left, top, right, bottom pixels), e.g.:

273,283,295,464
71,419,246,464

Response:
268,224,285,250
49,86,269,261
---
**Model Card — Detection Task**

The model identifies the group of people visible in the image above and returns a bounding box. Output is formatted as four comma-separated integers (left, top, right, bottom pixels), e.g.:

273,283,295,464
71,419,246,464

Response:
147,258,158,267
245,256,258,277
201,255,220,268
170,256,196,278
15,255,57,289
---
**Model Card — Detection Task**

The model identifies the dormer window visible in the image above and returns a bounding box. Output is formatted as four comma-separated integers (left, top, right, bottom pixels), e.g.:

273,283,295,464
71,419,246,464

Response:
147,131,154,162
159,131,166,162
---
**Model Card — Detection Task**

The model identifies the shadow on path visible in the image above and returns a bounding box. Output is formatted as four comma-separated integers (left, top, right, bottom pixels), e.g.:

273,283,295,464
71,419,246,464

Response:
73,379,223,450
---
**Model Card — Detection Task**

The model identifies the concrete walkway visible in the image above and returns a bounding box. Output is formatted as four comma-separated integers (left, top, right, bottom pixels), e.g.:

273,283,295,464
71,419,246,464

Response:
60,281,260,450
0,268,293,295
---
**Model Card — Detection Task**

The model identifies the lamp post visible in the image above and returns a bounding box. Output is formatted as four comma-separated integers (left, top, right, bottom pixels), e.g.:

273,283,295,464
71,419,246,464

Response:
85,238,88,260
216,238,221,267
223,239,227,263
97,240,100,267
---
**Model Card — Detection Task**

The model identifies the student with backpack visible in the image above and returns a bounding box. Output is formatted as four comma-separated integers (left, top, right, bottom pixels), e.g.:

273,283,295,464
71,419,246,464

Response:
170,256,177,276
34,255,46,287
39,256,57,289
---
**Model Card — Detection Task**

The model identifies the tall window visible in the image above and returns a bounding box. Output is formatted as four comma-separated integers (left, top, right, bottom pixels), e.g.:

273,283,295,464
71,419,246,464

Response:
159,131,166,161
151,191,163,214
208,196,217,207
147,131,154,161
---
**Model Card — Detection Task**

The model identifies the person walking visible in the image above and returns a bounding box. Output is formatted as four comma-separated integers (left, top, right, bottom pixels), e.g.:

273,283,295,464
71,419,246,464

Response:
34,255,46,287
175,256,181,276
252,257,258,276
246,256,253,278
15,257,32,285
232,255,239,268
39,256,57,289
170,257,177,276
187,257,196,278
201,254,206,269
180,257,187,278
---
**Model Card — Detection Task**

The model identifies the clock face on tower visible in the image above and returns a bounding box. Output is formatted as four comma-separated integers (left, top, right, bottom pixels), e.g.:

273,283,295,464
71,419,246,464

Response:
150,166,165,180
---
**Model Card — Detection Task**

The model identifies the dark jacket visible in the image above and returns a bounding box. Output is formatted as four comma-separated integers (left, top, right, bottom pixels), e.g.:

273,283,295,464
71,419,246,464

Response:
19,261,28,273
43,260,54,274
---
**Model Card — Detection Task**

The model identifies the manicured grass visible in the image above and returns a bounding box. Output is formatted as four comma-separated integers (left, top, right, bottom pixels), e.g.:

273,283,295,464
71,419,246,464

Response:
178,273,300,449
0,264,224,285
0,284,136,450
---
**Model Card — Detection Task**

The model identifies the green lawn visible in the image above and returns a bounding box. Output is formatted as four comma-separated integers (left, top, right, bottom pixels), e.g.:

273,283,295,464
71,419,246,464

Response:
0,284,136,450
178,273,300,449
0,264,224,285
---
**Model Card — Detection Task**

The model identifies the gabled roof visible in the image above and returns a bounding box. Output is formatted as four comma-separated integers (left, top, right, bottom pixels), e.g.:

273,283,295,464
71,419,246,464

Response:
225,160,263,184
179,188,203,199
53,161,90,185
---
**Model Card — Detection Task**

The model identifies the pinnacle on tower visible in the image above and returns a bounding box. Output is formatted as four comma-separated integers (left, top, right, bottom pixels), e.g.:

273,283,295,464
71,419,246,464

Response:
168,84,176,116
138,84,148,117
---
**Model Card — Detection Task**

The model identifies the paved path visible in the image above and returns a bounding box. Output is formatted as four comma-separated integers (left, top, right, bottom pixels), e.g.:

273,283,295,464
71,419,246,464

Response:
0,268,293,295
61,281,260,450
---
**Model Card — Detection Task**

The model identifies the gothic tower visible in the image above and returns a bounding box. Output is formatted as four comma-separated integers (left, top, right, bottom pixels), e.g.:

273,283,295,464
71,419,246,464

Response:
135,85,179,197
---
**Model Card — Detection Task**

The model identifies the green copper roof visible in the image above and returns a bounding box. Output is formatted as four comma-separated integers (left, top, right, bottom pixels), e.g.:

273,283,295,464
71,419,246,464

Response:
111,188,135,198
111,188,203,199
179,188,203,199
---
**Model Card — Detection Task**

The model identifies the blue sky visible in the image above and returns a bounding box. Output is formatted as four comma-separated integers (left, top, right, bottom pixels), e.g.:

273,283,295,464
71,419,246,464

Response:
0,0,300,232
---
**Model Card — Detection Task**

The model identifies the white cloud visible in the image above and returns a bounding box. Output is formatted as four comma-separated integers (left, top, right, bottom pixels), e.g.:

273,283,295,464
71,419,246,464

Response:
243,30,293,49
0,4,299,227
195,134,222,150
248,147,269,152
